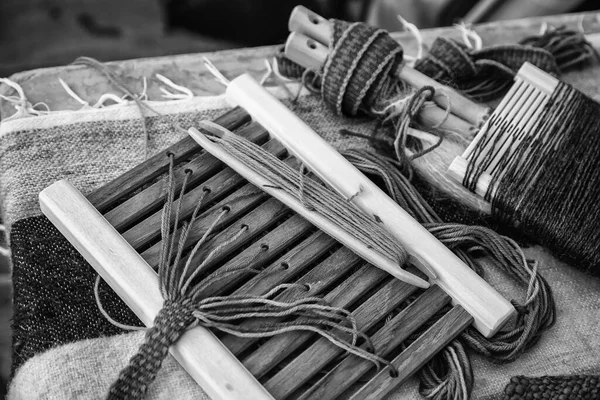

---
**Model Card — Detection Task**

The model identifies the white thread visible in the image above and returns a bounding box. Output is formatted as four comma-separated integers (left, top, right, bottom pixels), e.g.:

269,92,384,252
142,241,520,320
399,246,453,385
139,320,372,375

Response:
156,74,194,100
381,93,412,115
0,78,51,121
397,15,424,66
94,275,145,331
260,59,273,86
455,22,482,50
139,77,148,101
59,78,90,108
540,21,548,35
92,93,128,108
203,57,231,87
121,77,148,102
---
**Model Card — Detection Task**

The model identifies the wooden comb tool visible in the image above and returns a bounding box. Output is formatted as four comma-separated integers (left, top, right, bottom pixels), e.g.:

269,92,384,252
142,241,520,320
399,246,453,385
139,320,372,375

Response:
448,62,577,197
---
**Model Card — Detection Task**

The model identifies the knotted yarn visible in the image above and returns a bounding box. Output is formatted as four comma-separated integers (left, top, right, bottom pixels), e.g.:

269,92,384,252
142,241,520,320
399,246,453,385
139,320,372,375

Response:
414,26,598,102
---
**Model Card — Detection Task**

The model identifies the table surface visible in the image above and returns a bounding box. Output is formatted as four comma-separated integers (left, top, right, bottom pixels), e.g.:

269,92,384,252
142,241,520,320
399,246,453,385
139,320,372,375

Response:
1,12,599,120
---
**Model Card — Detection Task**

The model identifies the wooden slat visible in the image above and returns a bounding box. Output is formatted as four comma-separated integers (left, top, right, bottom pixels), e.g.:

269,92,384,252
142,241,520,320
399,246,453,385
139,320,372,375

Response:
350,305,473,400
188,214,314,299
88,107,250,211
121,138,286,250
242,265,388,379
219,246,366,356
302,286,451,400
160,197,290,272
104,122,269,231
264,277,421,399
125,178,263,250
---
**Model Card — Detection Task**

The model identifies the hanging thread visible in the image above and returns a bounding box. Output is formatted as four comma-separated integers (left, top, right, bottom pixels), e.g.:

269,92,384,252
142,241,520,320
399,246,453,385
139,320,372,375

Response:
414,25,598,102
463,80,600,273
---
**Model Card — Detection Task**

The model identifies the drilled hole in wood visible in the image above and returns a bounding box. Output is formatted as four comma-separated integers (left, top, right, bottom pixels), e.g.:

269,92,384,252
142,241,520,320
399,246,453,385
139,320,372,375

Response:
302,283,311,291
222,205,231,212
166,151,175,158
307,39,317,50
202,186,211,194
184,168,193,175
309,16,320,24
240,224,249,230
260,243,269,252
389,369,399,378
280,261,290,271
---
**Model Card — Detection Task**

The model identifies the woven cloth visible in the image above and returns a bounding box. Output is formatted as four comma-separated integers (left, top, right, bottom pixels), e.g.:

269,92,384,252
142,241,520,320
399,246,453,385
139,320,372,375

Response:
2,75,600,399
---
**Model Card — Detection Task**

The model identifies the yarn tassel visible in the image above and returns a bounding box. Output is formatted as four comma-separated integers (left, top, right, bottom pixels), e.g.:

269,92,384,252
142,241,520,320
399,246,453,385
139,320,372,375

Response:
107,150,395,399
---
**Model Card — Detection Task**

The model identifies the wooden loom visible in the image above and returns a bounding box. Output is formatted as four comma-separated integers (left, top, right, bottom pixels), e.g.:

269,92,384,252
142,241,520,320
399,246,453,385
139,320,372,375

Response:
39,76,515,400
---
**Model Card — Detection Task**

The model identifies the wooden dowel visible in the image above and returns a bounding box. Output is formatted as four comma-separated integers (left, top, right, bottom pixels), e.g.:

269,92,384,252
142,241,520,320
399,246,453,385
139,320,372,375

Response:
287,6,490,127
39,180,274,400
285,32,476,135
225,74,515,338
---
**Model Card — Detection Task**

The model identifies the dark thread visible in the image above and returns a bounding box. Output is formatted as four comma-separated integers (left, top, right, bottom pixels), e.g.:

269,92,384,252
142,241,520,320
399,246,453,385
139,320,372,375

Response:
464,81,600,273
414,26,597,102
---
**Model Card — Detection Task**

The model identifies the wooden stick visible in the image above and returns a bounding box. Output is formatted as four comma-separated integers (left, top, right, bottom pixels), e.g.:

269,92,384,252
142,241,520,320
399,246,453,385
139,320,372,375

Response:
39,180,274,400
284,32,475,135
224,74,515,338
447,62,559,198
188,123,430,289
286,5,490,127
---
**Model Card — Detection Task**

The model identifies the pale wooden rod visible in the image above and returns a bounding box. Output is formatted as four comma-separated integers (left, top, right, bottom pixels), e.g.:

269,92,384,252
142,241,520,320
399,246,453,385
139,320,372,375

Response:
189,122,429,289
222,74,515,338
39,180,275,400
447,62,558,197
286,5,490,128
285,31,474,136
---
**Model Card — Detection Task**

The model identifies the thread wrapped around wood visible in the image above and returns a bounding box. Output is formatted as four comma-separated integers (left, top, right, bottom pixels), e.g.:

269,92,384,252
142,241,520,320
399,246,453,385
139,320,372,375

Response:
463,79,600,274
